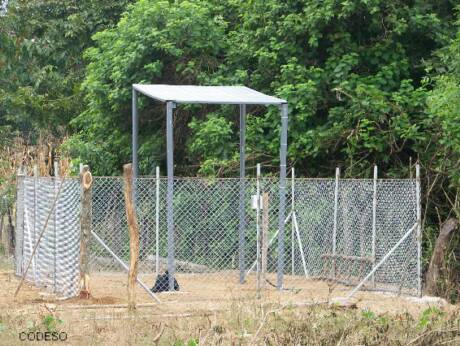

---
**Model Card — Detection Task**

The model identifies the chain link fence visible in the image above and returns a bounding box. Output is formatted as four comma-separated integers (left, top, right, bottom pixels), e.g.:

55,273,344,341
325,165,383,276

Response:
14,171,420,299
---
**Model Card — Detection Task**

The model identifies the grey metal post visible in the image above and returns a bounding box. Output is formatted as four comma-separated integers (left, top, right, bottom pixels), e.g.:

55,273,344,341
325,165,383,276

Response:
277,103,288,290
238,104,246,283
256,163,261,288
53,161,59,292
155,166,160,278
33,165,38,282
15,168,25,276
332,167,340,279
371,165,377,287
416,163,422,297
291,167,295,275
166,101,175,291
132,88,139,178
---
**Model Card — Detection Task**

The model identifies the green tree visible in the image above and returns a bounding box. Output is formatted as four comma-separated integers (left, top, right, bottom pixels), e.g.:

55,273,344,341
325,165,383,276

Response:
71,0,456,177
66,0,228,175
0,0,132,139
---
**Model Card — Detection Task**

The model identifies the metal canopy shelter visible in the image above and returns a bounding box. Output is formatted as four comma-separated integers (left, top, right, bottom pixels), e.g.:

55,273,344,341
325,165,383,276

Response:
132,84,288,290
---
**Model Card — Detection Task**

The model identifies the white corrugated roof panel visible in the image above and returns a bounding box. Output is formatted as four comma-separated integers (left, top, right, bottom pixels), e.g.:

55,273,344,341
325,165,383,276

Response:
133,84,286,105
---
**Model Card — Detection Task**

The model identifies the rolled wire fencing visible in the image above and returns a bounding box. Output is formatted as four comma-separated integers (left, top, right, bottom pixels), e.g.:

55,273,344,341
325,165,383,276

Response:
14,167,421,300
15,175,80,298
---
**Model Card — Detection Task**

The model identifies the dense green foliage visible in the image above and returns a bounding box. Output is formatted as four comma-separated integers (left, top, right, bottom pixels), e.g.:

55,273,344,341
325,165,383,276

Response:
65,0,228,175
65,0,458,178
0,0,132,140
0,0,459,298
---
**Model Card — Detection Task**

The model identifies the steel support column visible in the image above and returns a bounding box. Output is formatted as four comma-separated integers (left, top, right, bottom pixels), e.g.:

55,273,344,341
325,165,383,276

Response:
277,103,288,290
132,89,139,178
239,104,246,283
166,101,176,291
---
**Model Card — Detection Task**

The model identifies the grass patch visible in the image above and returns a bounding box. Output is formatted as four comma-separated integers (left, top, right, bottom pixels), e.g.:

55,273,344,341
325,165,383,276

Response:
0,302,458,345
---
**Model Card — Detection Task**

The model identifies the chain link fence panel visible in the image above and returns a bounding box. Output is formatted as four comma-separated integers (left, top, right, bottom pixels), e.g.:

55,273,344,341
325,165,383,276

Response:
15,173,420,298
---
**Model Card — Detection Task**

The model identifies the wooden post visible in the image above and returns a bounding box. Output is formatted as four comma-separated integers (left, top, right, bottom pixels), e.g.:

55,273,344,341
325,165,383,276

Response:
261,193,269,290
123,163,140,311
79,165,92,299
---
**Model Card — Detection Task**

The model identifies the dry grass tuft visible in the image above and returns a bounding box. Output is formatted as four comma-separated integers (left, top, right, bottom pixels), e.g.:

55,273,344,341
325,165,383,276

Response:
0,297,458,345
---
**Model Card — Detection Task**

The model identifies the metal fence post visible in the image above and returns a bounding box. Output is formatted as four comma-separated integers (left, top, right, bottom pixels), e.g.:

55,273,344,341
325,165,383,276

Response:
53,161,59,292
33,165,38,283
155,166,160,278
291,167,295,275
416,163,422,297
256,163,261,290
15,168,25,276
371,165,377,287
332,167,340,279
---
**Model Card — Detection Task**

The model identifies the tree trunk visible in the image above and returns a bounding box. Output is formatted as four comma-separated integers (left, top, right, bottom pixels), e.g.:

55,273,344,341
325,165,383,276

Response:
425,218,458,295
79,165,93,299
124,163,140,311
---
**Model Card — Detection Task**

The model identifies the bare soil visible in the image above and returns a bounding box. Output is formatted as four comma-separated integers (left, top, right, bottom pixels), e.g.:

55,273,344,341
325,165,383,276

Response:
1,271,455,316
1,269,458,345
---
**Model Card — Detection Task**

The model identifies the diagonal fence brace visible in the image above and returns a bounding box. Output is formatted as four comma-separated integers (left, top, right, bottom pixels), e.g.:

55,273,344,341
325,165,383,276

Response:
345,222,418,300
91,231,161,303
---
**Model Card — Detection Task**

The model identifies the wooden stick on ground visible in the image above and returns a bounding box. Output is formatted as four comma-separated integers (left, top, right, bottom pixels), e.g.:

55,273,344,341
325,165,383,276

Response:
14,176,66,299
123,163,140,311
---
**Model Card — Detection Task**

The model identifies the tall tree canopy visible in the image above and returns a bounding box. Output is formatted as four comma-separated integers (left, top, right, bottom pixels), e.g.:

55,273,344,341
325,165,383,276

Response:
67,0,457,178
0,0,132,140
65,0,228,175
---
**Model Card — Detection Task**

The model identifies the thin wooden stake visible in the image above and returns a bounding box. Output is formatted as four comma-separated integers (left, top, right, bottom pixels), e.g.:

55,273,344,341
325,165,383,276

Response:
123,163,140,311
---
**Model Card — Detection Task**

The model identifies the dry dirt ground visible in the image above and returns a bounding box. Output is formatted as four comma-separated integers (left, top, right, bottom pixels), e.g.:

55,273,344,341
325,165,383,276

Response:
0,269,458,345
